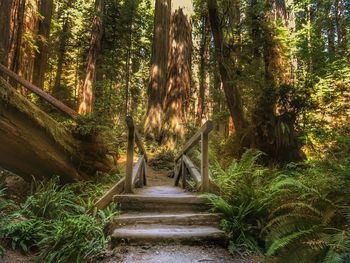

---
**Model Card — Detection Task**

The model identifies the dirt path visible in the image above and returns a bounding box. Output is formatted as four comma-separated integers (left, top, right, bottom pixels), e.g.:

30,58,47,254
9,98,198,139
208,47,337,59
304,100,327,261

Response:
102,245,258,263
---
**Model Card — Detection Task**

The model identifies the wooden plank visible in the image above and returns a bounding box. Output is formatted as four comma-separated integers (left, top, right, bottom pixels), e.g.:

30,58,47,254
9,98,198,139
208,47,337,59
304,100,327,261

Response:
94,177,125,210
182,155,202,185
125,116,148,161
175,120,213,161
201,131,209,192
132,155,144,187
125,119,135,193
143,158,147,186
174,160,182,186
0,63,78,118
182,156,186,189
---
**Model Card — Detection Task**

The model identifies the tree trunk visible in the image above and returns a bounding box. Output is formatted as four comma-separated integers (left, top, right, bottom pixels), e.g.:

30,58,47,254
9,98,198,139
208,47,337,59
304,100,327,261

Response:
144,0,170,142
207,0,246,134
32,0,54,89
78,0,105,115
162,0,193,148
0,0,14,66
0,77,116,182
53,18,69,98
9,0,26,76
335,0,346,54
197,13,210,125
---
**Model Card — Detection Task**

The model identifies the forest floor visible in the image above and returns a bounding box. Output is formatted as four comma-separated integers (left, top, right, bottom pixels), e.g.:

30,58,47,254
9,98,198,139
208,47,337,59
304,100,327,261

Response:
101,244,258,263
0,162,260,263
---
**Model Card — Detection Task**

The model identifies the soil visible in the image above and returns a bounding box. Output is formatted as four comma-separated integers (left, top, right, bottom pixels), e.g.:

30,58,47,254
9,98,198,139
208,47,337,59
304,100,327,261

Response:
101,245,260,263
0,247,35,263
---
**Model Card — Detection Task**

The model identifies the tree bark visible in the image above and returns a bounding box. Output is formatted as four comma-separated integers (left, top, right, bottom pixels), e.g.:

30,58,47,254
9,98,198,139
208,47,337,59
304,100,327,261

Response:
162,0,193,148
144,0,170,142
32,0,54,89
335,0,346,54
197,14,210,125
53,17,69,98
9,0,26,76
0,0,14,66
0,77,116,182
207,0,246,134
78,0,105,115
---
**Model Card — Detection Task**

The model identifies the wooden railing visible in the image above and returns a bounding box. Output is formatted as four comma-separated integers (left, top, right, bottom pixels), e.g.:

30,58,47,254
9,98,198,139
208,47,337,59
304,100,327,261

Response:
125,116,147,193
174,120,213,192
0,63,78,118
93,116,147,209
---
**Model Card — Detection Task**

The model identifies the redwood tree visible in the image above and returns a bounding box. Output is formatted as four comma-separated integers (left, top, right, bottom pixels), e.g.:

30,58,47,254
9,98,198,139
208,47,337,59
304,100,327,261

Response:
144,0,171,142
78,0,105,115
32,0,54,89
207,0,247,134
162,0,193,147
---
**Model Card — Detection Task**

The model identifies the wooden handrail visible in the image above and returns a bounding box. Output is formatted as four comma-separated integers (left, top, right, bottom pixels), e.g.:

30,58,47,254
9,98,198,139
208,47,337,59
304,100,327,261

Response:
174,120,213,192
0,64,78,118
126,116,148,161
175,120,213,161
125,116,147,193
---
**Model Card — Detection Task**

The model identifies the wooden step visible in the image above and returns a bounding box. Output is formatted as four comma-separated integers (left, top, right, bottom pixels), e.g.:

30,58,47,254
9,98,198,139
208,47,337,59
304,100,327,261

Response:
110,212,222,228
114,194,212,212
111,224,227,246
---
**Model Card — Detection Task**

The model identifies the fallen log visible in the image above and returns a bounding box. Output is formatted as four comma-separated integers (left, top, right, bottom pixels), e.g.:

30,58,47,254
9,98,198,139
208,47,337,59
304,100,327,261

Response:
0,77,116,182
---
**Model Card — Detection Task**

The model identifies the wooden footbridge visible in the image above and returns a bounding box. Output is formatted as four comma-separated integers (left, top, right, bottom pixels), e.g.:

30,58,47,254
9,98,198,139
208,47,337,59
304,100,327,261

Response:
96,116,225,245
0,64,226,245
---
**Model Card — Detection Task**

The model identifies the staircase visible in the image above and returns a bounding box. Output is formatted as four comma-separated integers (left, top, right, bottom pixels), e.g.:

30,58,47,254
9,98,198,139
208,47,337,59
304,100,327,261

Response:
109,186,226,246
101,117,226,247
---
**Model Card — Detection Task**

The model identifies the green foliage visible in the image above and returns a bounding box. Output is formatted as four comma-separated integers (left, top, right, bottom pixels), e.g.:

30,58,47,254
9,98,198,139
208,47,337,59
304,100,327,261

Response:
149,149,176,170
22,178,84,219
210,149,350,262
0,183,13,257
209,149,269,255
36,214,107,263
0,178,117,262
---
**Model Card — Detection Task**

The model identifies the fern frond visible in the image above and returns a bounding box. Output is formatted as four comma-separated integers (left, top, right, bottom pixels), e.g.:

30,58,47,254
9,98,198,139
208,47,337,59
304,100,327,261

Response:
267,229,314,256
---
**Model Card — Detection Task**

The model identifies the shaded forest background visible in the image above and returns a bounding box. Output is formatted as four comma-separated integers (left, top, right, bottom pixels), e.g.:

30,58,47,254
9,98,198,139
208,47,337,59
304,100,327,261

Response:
0,0,350,262
0,0,348,163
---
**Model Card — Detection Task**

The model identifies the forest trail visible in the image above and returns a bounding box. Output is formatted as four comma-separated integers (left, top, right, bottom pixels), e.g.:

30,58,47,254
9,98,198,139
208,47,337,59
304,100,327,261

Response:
109,165,226,246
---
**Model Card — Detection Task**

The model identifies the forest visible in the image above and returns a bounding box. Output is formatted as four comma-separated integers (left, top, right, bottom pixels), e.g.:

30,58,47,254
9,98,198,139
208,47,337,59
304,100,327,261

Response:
0,0,349,262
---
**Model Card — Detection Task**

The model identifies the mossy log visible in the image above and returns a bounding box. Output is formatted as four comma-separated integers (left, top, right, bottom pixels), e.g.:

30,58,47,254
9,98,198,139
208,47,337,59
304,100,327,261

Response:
0,77,116,182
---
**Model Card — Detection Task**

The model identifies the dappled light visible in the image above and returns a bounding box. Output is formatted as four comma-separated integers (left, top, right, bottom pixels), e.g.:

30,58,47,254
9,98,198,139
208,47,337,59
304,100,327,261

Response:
0,0,349,262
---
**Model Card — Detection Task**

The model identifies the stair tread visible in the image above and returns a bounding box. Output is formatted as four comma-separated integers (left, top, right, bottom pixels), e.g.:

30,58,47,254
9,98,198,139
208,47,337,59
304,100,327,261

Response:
112,225,225,237
116,212,221,219
114,194,209,203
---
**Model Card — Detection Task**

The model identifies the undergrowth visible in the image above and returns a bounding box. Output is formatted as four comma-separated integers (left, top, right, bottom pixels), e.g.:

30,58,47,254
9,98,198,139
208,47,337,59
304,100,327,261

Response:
209,148,350,262
0,178,118,262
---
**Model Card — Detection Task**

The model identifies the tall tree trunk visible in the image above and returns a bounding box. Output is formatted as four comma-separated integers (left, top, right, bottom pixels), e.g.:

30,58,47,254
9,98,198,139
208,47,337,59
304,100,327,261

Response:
162,0,193,148
197,13,210,125
0,0,14,66
252,0,303,162
32,0,54,89
78,0,105,115
207,0,246,134
335,0,346,54
10,0,26,76
53,17,69,98
144,0,170,142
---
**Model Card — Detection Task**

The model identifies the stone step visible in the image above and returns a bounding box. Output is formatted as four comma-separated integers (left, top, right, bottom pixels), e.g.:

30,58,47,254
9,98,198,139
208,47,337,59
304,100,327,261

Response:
114,194,212,212
110,212,222,228
111,224,227,246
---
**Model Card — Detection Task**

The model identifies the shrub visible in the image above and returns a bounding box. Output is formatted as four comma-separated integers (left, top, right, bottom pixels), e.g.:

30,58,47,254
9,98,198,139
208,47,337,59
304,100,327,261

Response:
209,149,350,262
0,178,117,262
209,149,271,255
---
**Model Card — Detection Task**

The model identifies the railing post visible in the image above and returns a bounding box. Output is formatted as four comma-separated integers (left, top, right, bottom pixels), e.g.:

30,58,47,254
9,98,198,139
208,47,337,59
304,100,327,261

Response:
201,131,209,192
182,155,186,189
143,158,147,186
125,119,135,193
